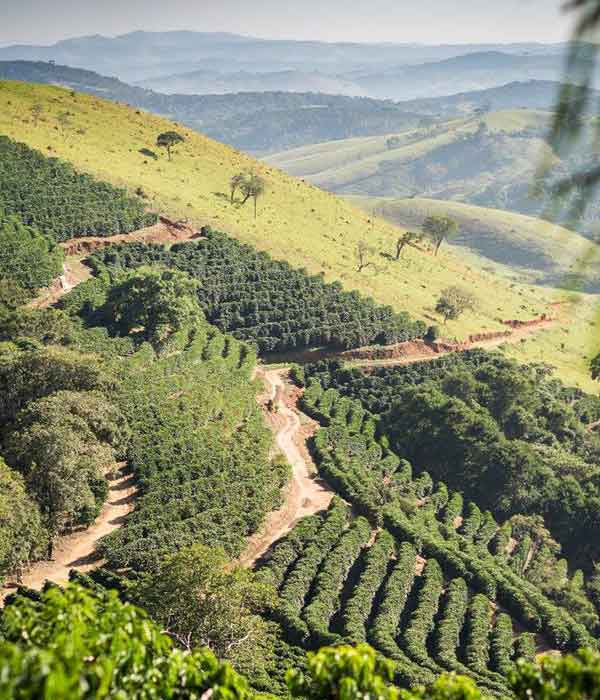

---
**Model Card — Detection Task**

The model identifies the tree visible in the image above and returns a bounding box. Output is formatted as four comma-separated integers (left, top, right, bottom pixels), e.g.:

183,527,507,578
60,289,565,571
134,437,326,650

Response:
0,347,112,425
394,231,420,260
4,390,129,557
422,215,459,256
30,103,43,126
99,267,202,348
0,279,30,311
156,130,185,161
0,212,64,296
230,173,246,203
239,171,266,218
133,544,275,672
287,645,400,700
0,458,46,584
435,286,475,323
56,111,72,136
510,648,600,700
355,240,377,273
287,644,483,700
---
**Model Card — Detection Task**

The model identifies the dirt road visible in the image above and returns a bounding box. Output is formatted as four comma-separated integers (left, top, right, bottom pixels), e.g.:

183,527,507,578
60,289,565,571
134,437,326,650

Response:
0,465,137,601
349,319,558,369
238,368,333,567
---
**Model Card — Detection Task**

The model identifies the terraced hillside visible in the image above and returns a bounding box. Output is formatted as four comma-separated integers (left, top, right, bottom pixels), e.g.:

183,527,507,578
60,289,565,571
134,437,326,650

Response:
257,369,598,696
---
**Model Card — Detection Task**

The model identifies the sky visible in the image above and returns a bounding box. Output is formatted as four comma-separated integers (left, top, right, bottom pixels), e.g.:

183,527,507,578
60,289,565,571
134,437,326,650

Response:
1,0,571,46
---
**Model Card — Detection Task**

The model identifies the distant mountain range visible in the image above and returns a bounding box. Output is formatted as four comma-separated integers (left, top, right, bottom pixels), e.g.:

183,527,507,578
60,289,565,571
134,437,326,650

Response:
0,60,577,154
349,51,567,100
135,68,369,97
0,30,569,98
0,60,424,152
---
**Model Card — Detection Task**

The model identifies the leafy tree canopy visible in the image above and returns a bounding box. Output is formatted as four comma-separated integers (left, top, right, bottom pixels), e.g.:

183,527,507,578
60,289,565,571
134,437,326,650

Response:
422,216,459,256
132,544,276,676
156,130,185,160
98,267,203,348
0,211,63,297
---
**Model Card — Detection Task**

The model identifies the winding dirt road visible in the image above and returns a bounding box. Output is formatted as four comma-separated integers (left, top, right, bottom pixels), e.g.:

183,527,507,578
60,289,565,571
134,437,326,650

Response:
0,465,137,601
238,368,334,567
18,222,563,582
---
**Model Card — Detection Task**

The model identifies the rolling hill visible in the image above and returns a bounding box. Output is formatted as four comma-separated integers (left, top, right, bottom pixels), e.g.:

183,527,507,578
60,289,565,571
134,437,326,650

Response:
266,109,551,193
266,108,600,237
399,80,583,117
351,51,567,100
136,68,368,97
349,196,600,290
0,61,425,153
1,79,598,390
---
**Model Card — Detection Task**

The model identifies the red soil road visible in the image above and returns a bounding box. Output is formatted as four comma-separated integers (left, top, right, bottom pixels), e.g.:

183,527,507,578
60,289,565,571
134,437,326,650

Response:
238,368,334,567
31,217,202,309
0,465,137,602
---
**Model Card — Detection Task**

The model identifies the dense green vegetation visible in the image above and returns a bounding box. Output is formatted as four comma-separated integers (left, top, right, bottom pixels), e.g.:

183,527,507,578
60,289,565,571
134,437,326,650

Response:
4,582,600,700
0,584,250,699
76,229,426,352
0,266,285,582
260,365,599,693
300,352,600,568
0,135,156,241
97,319,285,570
0,344,127,569
0,211,63,300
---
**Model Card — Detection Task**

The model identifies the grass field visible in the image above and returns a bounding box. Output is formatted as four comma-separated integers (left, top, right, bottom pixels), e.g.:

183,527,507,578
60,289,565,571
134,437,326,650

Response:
350,196,600,290
266,110,552,192
1,80,599,390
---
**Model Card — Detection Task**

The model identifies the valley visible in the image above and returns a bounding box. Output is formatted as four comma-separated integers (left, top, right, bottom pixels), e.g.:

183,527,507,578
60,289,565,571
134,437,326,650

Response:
2,9,600,697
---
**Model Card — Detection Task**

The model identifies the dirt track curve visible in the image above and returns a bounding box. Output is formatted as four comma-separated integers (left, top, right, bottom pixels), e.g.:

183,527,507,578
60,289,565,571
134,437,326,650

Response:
1,465,137,601
238,368,334,567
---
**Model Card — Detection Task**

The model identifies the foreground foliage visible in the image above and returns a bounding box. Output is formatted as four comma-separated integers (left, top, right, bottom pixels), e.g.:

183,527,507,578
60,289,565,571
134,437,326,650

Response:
2,584,600,700
0,584,249,700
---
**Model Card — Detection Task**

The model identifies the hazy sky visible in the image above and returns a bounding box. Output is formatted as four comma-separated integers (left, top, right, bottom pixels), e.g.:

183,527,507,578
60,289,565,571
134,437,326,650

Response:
1,0,571,46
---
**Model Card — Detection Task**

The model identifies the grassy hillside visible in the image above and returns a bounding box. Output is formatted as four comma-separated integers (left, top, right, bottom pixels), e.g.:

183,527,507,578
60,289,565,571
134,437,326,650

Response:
1,80,598,390
266,110,550,188
267,108,600,238
350,196,600,289
0,62,426,154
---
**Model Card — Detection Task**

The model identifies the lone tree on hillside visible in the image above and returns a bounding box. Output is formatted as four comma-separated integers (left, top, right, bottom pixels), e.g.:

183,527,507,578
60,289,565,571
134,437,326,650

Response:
56,111,72,137
229,173,246,203
435,285,475,323
30,103,44,127
240,171,266,218
394,231,421,260
355,240,378,273
156,131,185,161
422,215,459,256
